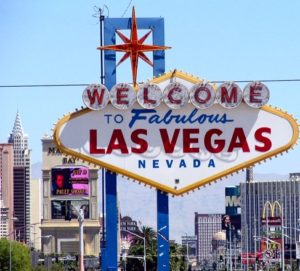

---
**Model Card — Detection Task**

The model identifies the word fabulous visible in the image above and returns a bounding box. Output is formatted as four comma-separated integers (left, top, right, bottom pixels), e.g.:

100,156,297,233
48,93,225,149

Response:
82,81,269,110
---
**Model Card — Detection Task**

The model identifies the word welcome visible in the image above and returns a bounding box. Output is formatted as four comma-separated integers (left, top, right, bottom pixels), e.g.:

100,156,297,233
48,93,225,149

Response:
82,81,269,110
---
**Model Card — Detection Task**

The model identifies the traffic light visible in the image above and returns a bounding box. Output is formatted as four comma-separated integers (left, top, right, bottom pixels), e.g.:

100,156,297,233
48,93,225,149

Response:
220,255,224,262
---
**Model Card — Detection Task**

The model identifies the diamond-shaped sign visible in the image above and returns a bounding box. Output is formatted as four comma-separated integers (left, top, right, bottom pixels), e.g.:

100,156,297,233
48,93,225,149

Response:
53,71,299,195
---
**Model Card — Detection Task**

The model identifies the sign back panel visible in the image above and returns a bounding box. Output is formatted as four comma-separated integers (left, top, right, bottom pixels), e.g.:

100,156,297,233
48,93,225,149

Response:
53,73,299,195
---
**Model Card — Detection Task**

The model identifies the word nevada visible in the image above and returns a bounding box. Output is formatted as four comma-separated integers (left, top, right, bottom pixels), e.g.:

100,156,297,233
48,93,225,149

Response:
82,81,269,110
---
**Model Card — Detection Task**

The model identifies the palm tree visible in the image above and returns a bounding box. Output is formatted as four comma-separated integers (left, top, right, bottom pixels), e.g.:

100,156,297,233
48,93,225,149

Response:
126,226,157,271
125,225,185,270
170,242,186,271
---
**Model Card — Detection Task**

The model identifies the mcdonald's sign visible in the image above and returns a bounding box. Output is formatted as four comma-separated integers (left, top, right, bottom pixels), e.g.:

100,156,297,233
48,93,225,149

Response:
261,201,282,226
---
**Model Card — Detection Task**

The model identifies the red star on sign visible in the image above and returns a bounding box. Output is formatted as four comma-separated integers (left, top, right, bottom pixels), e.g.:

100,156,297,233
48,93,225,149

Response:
97,7,171,87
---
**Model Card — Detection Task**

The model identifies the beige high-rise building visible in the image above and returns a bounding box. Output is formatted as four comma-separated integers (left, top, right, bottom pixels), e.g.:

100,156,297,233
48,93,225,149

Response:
0,143,14,239
30,178,42,250
41,135,100,256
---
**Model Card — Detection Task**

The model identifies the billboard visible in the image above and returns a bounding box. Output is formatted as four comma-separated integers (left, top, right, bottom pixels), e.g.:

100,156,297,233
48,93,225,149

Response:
261,216,282,226
51,200,89,219
53,71,299,195
222,214,241,231
260,238,282,260
51,167,89,196
225,186,240,215
260,238,282,252
222,214,241,242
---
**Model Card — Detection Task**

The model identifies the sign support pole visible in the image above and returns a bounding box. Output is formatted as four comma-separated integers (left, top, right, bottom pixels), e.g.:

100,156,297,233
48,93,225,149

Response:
157,191,170,270
105,170,118,270
102,14,169,271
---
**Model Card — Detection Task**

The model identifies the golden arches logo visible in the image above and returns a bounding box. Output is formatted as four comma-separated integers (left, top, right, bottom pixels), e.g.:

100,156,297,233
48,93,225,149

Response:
262,201,282,218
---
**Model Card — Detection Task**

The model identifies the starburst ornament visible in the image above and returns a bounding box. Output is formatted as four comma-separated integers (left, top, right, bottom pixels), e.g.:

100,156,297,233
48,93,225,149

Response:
97,7,171,87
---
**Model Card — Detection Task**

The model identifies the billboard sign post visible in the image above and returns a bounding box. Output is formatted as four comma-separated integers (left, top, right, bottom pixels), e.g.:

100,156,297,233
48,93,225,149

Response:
52,7,299,271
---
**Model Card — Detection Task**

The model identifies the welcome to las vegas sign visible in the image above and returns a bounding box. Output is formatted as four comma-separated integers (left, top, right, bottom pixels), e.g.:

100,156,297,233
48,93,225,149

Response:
53,71,299,195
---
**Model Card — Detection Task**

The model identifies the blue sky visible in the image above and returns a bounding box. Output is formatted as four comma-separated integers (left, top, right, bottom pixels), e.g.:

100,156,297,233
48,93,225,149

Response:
1,0,300,177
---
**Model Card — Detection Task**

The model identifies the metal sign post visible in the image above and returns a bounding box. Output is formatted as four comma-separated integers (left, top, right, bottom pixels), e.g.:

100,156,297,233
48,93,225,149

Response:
157,191,170,270
102,13,169,271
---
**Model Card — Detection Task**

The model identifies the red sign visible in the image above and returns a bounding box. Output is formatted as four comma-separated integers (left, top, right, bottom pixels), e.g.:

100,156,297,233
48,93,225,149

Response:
260,238,282,253
241,252,262,264
261,216,282,226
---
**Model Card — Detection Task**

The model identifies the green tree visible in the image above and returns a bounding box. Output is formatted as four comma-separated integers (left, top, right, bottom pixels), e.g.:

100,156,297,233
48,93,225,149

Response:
170,242,185,271
0,238,31,271
125,226,157,271
124,226,185,271
50,263,66,271
32,263,67,271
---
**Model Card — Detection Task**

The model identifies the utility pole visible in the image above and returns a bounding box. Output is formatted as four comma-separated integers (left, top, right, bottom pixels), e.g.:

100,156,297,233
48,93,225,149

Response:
281,203,285,271
229,223,233,271
78,208,84,271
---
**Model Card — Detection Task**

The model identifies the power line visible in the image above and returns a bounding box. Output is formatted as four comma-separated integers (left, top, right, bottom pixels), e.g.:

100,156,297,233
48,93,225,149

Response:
2,78,300,88
210,79,300,84
0,84,89,88
121,0,133,17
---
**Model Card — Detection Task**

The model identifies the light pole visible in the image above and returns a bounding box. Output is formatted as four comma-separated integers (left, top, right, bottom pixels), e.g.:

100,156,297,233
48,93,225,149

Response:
9,217,18,271
184,233,189,271
68,199,86,271
78,208,84,271
31,235,53,248
254,235,258,271
281,221,285,271
229,223,233,271
281,225,300,271
123,229,146,271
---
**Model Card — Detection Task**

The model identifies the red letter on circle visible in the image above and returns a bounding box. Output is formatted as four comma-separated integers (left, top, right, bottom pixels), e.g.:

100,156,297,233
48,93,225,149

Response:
195,87,211,104
250,85,263,104
116,87,129,105
221,86,237,103
143,87,156,105
168,87,182,104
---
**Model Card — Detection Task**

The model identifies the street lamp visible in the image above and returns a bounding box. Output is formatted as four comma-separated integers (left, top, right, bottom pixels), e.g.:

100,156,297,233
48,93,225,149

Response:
8,217,18,271
123,229,146,271
183,233,189,271
281,225,300,271
67,200,86,271
78,208,84,271
183,233,196,270
31,235,53,247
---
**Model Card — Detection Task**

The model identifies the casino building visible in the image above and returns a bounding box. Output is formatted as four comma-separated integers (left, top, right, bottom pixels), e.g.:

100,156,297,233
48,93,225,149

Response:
240,174,300,262
194,213,223,263
40,135,100,256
